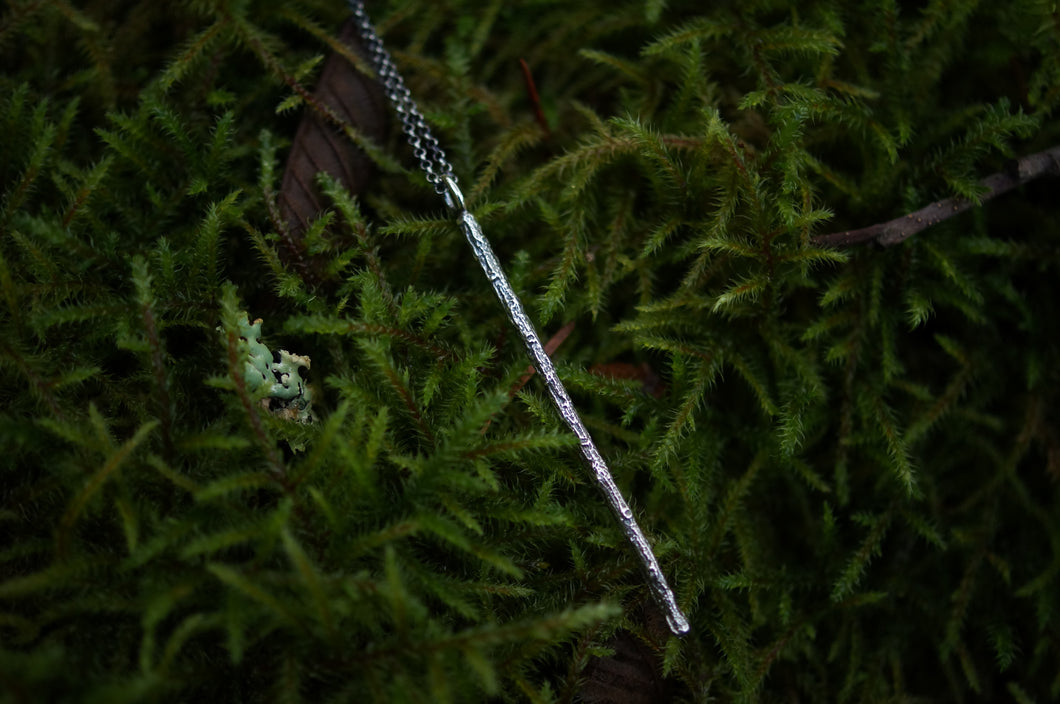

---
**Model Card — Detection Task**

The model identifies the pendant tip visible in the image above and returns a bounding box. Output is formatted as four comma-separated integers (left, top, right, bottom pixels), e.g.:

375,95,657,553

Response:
666,610,691,637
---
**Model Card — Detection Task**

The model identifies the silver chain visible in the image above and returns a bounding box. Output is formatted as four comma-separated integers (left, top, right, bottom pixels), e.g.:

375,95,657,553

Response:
349,1,455,192
346,0,690,637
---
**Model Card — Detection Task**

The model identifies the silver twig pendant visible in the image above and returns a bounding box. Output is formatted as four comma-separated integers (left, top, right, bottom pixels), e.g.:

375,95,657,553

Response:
348,0,690,637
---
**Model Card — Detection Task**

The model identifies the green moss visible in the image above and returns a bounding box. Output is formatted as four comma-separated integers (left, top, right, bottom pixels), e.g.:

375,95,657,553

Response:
1,0,1059,701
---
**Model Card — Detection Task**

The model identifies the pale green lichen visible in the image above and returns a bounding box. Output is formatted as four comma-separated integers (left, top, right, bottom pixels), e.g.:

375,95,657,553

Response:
237,313,314,424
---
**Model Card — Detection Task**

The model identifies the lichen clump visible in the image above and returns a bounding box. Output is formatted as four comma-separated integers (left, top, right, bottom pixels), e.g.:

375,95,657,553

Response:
237,313,314,424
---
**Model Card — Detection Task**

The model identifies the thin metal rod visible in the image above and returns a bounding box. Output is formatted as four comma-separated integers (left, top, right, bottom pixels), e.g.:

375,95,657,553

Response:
446,182,689,636
347,1,689,637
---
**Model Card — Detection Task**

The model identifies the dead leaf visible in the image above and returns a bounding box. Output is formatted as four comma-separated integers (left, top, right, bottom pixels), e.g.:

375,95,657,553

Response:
277,18,388,283
580,606,676,704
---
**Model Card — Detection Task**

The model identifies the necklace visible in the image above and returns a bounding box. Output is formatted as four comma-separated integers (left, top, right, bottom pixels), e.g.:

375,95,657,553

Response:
348,0,690,637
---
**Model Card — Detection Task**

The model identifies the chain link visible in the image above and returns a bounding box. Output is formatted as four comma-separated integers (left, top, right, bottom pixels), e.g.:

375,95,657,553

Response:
348,0,456,192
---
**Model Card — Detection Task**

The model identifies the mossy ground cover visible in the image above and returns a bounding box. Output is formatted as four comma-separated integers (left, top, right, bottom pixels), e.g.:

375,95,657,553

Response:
2,1,1059,701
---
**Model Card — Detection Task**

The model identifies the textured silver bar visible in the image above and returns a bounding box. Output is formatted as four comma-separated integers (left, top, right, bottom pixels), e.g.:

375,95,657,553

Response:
348,1,689,637
453,199,689,636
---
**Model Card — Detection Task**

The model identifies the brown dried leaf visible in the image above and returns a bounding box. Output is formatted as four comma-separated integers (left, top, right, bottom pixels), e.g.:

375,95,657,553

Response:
277,18,388,283
580,607,676,704
589,361,667,399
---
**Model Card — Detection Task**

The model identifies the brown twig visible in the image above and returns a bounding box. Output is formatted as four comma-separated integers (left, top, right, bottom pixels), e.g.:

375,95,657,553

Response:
380,363,436,447
519,58,551,139
512,320,576,398
479,321,576,435
812,145,1060,248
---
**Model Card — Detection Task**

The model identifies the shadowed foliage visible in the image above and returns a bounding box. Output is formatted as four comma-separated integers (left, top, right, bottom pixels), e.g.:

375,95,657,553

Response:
1,0,1059,701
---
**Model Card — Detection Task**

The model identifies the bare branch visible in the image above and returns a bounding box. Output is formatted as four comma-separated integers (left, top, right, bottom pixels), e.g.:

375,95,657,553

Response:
519,58,552,140
812,145,1060,248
